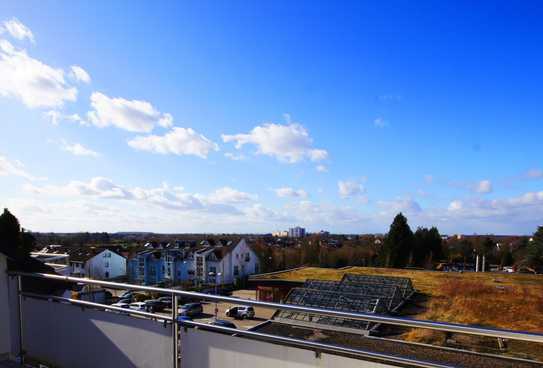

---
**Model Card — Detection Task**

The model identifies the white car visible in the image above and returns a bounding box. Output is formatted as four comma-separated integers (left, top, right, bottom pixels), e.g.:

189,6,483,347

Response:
129,302,148,311
110,302,130,309
105,302,130,313
225,306,255,319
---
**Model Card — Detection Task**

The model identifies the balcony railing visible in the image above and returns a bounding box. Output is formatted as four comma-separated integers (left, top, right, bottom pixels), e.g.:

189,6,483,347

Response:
8,271,543,368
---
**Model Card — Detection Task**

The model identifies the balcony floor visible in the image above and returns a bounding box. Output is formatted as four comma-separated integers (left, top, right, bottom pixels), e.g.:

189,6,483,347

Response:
0,360,19,368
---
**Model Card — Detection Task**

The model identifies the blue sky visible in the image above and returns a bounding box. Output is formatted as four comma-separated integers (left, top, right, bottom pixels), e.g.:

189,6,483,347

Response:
0,1,542,234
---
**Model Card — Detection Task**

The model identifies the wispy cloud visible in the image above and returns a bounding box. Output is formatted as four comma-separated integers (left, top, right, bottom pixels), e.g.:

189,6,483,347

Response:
338,180,365,198
0,155,45,181
373,117,388,128
1,18,35,43
128,127,219,158
61,140,100,157
274,187,308,199
87,92,173,132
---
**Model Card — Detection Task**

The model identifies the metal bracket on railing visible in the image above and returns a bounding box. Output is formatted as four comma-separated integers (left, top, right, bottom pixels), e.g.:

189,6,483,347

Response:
315,350,321,359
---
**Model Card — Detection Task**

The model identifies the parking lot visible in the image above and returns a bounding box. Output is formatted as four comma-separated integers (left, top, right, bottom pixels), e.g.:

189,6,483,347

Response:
108,288,275,330
193,290,274,330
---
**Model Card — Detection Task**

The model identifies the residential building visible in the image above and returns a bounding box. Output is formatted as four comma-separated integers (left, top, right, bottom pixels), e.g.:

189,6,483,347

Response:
128,238,259,286
128,245,195,285
288,226,306,238
37,246,127,280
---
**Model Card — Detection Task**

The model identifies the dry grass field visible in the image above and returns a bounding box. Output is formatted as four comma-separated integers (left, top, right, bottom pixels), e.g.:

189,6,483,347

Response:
254,266,543,359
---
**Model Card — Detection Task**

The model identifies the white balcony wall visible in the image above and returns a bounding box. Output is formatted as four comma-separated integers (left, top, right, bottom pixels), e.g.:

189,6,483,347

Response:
21,298,173,368
180,328,395,368
0,254,12,357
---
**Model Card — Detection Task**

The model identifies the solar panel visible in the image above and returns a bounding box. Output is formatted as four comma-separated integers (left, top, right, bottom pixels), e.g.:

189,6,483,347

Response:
341,274,415,299
275,274,415,332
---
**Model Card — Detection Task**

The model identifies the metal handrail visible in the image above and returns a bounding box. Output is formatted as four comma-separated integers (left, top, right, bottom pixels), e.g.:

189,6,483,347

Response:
20,292,174,321
10,271,543,344
181,320,455,368
17,289,453,368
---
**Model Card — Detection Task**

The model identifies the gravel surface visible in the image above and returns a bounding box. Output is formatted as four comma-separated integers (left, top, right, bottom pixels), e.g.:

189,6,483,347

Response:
255,322,543,368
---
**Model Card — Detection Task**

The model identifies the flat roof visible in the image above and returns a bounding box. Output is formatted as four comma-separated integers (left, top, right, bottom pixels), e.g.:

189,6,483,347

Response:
253,321,543,368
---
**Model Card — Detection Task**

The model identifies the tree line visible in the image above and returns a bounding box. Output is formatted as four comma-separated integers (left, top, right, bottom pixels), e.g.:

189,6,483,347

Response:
253,213,543,273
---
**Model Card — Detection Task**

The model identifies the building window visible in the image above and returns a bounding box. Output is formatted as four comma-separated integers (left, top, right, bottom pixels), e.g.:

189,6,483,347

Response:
233,266,239,276
105,262,109,268
255,263,259,274
209,266,216,274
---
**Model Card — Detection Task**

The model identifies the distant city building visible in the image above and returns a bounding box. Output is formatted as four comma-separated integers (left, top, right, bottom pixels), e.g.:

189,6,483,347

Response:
272,230,288,237
288,226,306,238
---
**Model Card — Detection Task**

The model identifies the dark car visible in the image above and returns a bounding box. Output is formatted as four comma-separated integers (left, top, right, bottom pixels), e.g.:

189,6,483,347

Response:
179,303,203,317
177,315,193,323
210,320,237,329
144,299,166,313
157,296,173,308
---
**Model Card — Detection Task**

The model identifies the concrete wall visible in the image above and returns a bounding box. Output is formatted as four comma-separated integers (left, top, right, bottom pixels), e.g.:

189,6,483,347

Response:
180,328,395,368
0,254,12,357
22,298,173,368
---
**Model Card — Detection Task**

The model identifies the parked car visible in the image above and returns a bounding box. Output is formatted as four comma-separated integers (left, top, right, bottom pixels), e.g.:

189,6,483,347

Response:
177,315,193,323
129,302,148,312
106,302,130,313
110,302,130,309
144,299,165,313
179,303,203,317
210,320,237,329
157,296,172,308
225,306,255,319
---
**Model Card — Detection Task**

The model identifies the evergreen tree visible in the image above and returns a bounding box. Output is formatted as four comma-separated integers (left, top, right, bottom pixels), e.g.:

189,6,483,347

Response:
0,208,29,259
524,226,543,270
381,213,414,268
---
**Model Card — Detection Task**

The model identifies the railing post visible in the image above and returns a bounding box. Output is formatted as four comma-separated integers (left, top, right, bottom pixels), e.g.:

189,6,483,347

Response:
172,292,179,368
17,275,25,365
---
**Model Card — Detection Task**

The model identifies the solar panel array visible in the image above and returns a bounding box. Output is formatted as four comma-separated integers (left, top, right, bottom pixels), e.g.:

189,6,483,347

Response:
275,274,415,332
341,274,415,299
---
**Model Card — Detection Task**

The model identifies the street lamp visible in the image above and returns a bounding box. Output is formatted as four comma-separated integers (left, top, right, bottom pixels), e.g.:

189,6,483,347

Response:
208,271,222,320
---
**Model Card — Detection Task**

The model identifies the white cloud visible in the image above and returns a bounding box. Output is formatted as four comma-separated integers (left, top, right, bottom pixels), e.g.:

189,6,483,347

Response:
377,198,422,214
0,155,45,181
447,191,543,219
338,180,364,198
44,110,87,126
128,127,219,158
0,39,77,108
274,187,308,199
286,200,364,226
61,141,100,157
374,117,387,128
206,187,257,204
87,92,173,132
243,204,291,223
69,65,91,84
448,200,463,211
224,152,246,161
475,180,492,194
222,123,328,163
25,177,256,216
2,18,34,43
316,165,328,173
